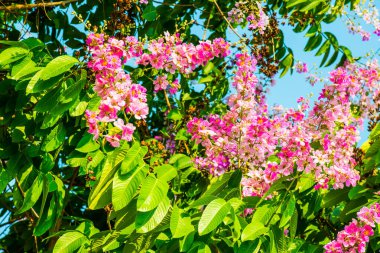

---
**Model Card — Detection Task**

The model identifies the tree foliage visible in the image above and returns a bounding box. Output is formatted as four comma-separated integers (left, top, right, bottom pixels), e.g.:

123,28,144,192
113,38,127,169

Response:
1,0,380,252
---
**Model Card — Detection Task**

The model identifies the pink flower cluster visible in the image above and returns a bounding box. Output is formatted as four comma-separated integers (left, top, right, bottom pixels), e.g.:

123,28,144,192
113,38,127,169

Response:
324,203,380,253
136,32,230,74
85,34,147,147
188,54,380,197
85,32,230,146
247,3,269,34
227,2,269,34
347,0,380,41
227,2,245,24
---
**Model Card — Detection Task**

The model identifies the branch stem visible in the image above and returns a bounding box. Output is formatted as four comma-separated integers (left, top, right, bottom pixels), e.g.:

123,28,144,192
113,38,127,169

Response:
0,0,78,11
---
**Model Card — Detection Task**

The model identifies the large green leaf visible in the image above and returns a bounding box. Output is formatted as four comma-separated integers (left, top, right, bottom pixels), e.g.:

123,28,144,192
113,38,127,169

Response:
170,205,194,238
59,69,87,103
137,174,169,212
120,142,148,175
15,173,44,215
53,231,88,253
142,3,157,21
40,55,78,80
0,168,12,193
88,145,129,209
322,188,350,208
241,222,269,242
11,57,41,80
112,163,148,211
0,47,29,67
136,197,170,233
279,195,296,227
35,87,61,112
198,198,231,236
34,197,56,236
42,123,66,152
75,133,100,153
154,164,177,182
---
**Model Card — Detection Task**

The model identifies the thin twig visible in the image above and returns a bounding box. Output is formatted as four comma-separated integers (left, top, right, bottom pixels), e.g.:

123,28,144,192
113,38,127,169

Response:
164,90,172,110
212,0,254,51
203,5,214,40
0,0,78,11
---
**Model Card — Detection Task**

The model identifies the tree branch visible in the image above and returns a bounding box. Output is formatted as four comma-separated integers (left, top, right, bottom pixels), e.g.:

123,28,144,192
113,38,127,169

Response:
0,0,78,11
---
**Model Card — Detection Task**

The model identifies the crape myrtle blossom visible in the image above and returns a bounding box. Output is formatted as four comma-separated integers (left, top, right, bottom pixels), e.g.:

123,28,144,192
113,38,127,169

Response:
347,0,380,41
228,1,270,34
324,203,380,253
247,2,269,34
188,53,380,197
85,32,230,147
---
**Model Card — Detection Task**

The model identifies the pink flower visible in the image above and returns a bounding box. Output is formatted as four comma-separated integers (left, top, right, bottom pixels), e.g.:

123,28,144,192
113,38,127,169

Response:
295,61,308,73
153,75,169,92
114,119,135,141
105,134,121,147
324,203,380,253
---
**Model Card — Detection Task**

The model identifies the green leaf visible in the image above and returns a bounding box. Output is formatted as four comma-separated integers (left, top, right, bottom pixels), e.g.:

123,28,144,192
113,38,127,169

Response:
279,195,296,227
137,174,169,212
190,195,218,208
199,76,214,83
34,197,56,236
179,231,196,252
142,4,157,21
251,204,277,225
22,37,45,51
170,205,194,238
40,153,55,173
88,145,129,209
322,188,350,208
0,40,28,49
40,55,78,80
11,57,41,81
300,0,325,12
167,109,183,121
315,40,330,56
305,25,320,37
339,46,353,62
203,62,214,75
154,164,177,181
325,50,339,67
35,87,61,112
0,47,29,67
280,53,293,77
369,123,380,140
75,133,100,153
135,197,170,233
241,222,269,241
42,123,66,152
16,173,44,215
112,163,148,211
53,231,88,253
286,0,308,8
198,198,231,236
169,154,193,170
59,70,86,103
0,169,12,193
320,46,331,67
289,208,298,239
69,100,88,117
120,142,148,175
202,172,233,197
296,174,315,192
304,34,322,51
